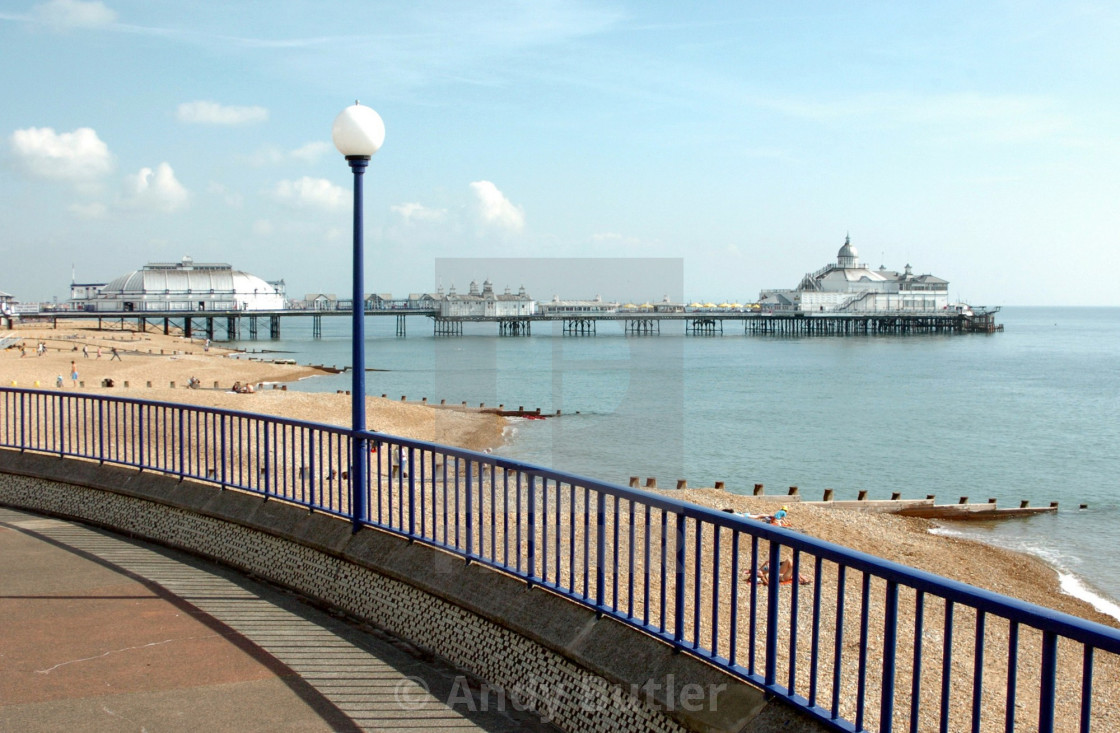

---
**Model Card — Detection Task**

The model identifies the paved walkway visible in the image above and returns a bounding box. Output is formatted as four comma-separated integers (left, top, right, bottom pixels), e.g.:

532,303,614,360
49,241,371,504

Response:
0,506,558,732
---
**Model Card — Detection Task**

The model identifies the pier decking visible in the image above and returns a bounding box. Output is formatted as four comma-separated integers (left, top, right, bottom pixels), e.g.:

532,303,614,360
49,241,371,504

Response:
15,305,1002,341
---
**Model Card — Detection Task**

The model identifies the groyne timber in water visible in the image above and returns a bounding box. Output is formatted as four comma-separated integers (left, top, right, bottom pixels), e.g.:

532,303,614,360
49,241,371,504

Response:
631,479,1064,521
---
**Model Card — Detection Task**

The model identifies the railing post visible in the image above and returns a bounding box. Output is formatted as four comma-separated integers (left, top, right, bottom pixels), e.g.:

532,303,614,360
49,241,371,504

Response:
673,512,686,646
307,430,317,509
174,410,183,479
407,446,416,538
765,539,781,687
1038,630,1058,733
97,399,106,464
527,475,536,587
19,391,27,451
351,433,367,530
56,393,65,457
137,403,145,469
465,459,474,558
219,413,227,488
263,422,271,498
880,580,899,733
595,490,606,612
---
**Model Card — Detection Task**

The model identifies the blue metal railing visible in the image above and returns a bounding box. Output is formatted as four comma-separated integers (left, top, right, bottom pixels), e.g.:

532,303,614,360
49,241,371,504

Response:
2,386,1118,732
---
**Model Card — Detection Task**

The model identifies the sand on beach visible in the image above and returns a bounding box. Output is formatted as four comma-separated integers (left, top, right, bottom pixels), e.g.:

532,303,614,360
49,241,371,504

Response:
0,321,504,451
4,319,1118,730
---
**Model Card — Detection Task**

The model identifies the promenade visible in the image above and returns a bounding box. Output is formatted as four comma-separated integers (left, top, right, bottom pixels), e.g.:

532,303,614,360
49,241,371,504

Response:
0,506,556,732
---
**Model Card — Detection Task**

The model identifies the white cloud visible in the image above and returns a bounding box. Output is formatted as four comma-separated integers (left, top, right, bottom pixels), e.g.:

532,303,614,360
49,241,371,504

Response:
206,181,243,208
121,162,189,212
591,232,642,247
177,100,268,126
290,141,332,163
32,0,116,31
469,180,524,233
252,219,273,237
760,91,1071,144
10,126,113,182
391,202,448,224
247,141,331,167
273,177,346,210
69,202,107,219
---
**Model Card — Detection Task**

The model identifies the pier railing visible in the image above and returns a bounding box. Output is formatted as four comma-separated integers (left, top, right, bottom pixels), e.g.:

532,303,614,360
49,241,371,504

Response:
1,387,1116,732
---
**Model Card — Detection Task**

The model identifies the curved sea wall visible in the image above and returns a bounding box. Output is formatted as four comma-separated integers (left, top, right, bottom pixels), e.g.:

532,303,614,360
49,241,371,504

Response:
0,450,824,733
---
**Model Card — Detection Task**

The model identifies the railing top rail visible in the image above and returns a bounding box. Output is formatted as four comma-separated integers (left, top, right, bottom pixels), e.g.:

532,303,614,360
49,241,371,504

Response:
0,386,353,438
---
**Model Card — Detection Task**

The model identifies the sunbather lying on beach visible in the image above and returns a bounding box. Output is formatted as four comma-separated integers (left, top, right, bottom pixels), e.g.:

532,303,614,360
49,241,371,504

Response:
756,558,810,586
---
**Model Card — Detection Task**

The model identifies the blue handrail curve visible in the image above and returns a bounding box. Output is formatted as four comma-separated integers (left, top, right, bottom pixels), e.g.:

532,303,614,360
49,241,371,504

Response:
1,387,1118,732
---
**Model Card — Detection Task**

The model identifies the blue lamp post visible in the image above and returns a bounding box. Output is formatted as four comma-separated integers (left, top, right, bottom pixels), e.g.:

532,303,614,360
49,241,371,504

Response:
332,102,385,532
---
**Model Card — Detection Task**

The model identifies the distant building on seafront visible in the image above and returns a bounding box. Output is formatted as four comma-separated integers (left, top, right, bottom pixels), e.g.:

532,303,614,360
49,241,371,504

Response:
758,236,950,313
72,256,286,312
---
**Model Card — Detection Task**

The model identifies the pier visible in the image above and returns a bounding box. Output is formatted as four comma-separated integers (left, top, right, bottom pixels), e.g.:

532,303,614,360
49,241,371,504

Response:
20,304,1002,341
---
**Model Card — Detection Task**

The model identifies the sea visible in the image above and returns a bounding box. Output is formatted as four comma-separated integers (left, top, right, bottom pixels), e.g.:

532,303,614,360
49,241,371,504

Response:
229,307,1120,620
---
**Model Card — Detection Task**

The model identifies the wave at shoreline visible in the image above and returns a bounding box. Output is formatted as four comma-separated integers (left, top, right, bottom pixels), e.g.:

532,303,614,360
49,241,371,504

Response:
931,526,1120,624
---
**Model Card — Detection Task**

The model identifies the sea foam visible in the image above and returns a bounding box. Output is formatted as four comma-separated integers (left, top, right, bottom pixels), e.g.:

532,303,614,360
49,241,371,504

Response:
930,526,1120,624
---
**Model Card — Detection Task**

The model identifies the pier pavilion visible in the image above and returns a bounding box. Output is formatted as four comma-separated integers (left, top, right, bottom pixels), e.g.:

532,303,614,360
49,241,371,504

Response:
759,236,950,314
72,256,286,313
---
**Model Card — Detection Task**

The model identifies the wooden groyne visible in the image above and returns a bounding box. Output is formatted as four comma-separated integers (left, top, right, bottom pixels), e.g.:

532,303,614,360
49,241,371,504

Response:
375,394,562,419
644,481,1063,520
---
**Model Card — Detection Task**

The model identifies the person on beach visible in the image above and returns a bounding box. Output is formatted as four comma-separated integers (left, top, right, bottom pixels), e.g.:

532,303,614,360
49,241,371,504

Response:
70,362,78,387
756,557,810,586
82,345,88,358
55,375,63,388
97,346,102,358
110,347,121,361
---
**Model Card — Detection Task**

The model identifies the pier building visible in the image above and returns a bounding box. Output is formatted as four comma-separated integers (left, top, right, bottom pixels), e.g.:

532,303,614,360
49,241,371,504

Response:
73,256,286,313
537,294,619,315
430,279,536,318
759,235,950,313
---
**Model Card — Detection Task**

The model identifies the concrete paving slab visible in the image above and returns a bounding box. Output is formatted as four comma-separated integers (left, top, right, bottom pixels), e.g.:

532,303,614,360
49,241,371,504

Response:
0,507,558,732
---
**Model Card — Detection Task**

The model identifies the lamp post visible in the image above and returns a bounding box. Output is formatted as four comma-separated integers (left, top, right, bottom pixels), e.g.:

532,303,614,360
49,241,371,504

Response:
332,102,385,532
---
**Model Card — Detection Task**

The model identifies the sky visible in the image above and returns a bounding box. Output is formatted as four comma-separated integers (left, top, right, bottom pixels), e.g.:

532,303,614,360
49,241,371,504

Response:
2,1,1118,306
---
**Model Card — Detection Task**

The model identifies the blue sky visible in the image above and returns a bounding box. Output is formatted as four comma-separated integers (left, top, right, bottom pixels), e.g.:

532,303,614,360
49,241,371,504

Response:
2,1,1117,305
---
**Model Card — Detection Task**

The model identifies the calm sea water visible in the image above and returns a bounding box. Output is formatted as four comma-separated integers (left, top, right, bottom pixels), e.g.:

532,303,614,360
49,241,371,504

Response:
230,307,1120,613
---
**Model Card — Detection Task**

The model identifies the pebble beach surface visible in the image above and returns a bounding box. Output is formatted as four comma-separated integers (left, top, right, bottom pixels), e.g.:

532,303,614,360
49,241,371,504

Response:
4,320,1118,730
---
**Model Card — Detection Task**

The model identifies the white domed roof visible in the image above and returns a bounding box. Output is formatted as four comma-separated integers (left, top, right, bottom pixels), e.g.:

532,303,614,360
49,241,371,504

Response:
837,235,859,268
98,256,285,310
